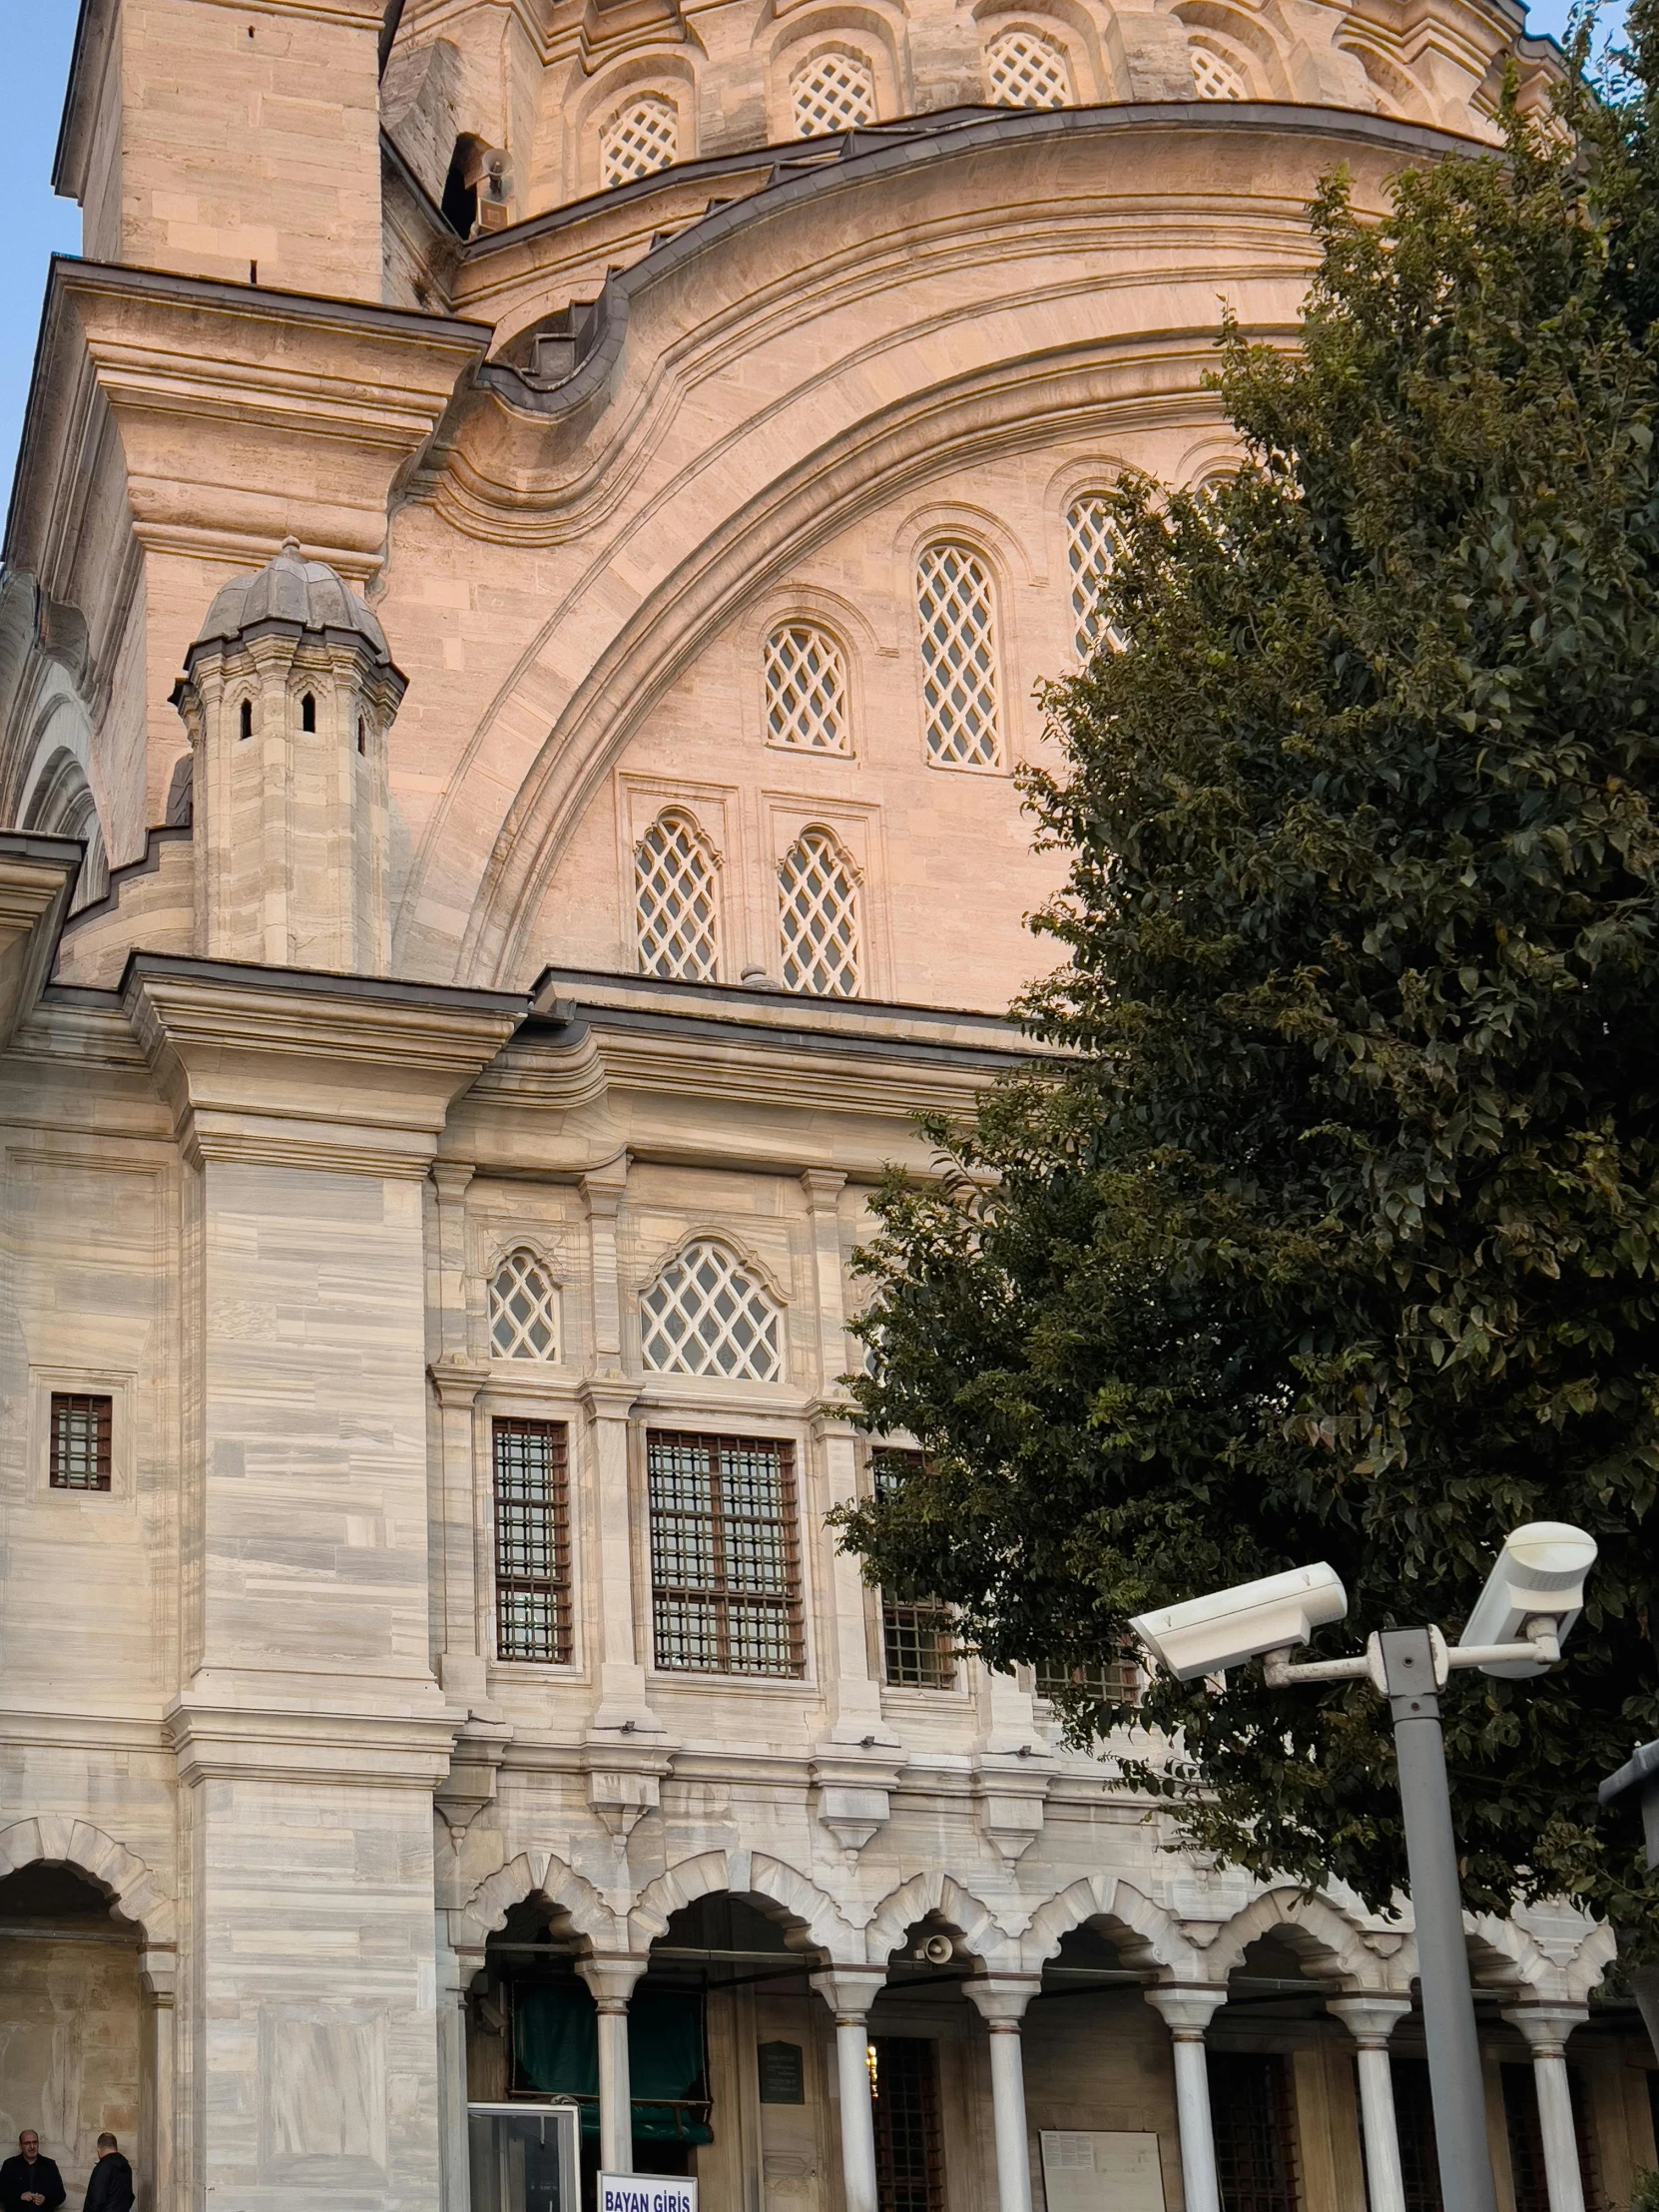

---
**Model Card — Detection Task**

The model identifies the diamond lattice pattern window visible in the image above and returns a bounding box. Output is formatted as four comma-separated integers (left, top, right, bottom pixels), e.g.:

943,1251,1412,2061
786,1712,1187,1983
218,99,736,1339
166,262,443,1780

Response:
916,543,1002,768
1065,494,1123,662
1190,43,1248,99
489,1249,559,1361
648,1429,803,1675
765,624,850,753
641,1239,784,1381
986,28,1072,107
636,811,721,981
778,829,860,996
792,50,877,136
493,1417,572,1663
600,96,679,187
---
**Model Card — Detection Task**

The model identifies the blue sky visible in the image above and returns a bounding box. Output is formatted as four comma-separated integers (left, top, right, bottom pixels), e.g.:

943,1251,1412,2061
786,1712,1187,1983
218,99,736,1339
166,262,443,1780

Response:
0,0,1619,526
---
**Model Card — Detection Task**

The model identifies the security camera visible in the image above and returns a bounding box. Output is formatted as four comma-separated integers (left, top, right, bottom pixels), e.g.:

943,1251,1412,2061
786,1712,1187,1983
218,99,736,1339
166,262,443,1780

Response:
1130,1563,1348,1682
1455,1522,1597,1679
918,1935,954,1965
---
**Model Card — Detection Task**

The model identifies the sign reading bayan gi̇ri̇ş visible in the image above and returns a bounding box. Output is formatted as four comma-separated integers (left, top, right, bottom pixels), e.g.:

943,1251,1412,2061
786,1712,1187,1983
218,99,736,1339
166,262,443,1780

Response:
599,2178,698,2212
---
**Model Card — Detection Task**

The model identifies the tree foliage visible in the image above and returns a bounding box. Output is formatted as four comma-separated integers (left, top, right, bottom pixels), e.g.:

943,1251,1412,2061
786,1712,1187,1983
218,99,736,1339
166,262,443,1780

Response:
835,19,1659,1943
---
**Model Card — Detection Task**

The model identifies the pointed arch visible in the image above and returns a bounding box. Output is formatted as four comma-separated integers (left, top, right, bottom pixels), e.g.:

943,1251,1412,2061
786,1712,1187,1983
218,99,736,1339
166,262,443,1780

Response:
635,807,722,981
639,1235,784,1382
777,825,861,996
1203,1885,1383,1989
0,1816,172,1945
862,1870,1018,1969
451,1849,623,1956
627,1849,858,1957
1022,1875,1203,1979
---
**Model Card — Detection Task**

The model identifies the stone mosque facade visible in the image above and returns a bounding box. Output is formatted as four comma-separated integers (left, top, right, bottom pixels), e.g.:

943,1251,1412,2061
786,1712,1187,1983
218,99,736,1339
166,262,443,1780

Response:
0,1,1652,2209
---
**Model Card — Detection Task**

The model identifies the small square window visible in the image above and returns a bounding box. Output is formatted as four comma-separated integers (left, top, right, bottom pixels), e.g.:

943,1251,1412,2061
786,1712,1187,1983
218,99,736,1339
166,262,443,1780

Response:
50,1392,113,1491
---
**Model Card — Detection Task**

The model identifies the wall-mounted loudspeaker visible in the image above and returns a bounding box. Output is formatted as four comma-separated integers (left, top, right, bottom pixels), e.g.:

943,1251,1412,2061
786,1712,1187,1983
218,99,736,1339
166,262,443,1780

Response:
918,1934,954,1965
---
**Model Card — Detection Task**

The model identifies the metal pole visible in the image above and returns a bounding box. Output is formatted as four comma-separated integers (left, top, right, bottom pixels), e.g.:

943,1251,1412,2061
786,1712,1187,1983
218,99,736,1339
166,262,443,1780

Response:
1378,1628,1498,2212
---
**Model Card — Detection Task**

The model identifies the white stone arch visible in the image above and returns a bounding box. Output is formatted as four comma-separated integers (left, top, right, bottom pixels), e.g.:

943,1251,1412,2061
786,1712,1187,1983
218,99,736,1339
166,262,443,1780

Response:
1172,5,1291,99
0,1815,173,1946
451,1848,624,1956
628,1848,860,1957
572,55,699,199
1203,1884,1388,1990
762,13,904,141
632,1223,792,1313
1466,1908,1615,2004
1021,1874,1205,1980
862,1870,1019,1970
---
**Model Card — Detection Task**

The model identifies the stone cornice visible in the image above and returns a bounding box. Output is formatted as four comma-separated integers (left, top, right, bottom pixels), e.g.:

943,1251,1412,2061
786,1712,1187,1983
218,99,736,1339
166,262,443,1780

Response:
166,1690,461,1790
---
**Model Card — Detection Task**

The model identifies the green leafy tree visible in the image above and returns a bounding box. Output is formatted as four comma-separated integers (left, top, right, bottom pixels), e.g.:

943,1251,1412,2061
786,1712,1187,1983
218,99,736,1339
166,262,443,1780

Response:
835,27,1659,1947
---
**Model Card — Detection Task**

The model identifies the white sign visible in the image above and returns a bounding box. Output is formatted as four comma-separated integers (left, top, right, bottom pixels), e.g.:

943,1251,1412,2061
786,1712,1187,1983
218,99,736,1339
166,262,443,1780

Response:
1040,2131,1166,2212
599,2177,698,2212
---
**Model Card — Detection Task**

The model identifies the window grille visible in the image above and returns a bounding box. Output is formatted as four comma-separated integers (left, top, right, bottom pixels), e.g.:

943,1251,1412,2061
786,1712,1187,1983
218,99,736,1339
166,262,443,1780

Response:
1389,2059,1442,2212
636,811,721,982
1190,43,1248,99
1065,494,1123,661
1034,1652,1140,1705
873,1449,957,1690
792,49,877,137
916,544,1002,768
492,1418,571,1663
764,624,850,753
641,1239,784,1382
778,829,861,996
1501,2065,1603,2212
870,2038,945,2212
489,1249,559,1361
49,1392,112,1491
1208,2053,1301,2212
600,96,679,188
986,28,1072,108
648,1429,803,1676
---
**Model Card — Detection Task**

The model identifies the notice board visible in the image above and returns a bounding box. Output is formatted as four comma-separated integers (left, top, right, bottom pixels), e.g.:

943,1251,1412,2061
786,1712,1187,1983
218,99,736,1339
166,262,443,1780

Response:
1039,2130,1166,2212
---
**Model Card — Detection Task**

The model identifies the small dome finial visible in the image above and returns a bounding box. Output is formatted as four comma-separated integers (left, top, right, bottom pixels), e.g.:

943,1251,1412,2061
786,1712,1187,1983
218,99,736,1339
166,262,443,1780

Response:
279,535,302,554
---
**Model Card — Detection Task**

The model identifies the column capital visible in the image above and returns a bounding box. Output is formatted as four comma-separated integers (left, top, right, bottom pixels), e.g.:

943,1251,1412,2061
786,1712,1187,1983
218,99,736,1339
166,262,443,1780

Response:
581,1152,630,1217
964,1974,1041,2030
1501,2002,1589,2057
429,1358,488,1409
1145,1983,1229,2039
812,1965,889,2021
1328,1994,1413,2049
578,1954,651,2011
431,1160,475,1201
801,1167,848,1209
579,1376,640,1421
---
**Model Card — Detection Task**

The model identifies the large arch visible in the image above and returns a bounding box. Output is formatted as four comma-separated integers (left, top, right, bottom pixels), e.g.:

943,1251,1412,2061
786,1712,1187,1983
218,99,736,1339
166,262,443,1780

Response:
1202,1884,1392,1990
451,1848,624,1956
861,1869,1018,1970
1021,1873,1206,1981
627,1849,859,1958
0,1816,172,1946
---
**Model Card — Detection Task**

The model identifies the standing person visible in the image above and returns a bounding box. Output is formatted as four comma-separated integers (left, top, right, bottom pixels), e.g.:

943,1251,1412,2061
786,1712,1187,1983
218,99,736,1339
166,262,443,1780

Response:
0,2133,65,2212
80,2140,130,2212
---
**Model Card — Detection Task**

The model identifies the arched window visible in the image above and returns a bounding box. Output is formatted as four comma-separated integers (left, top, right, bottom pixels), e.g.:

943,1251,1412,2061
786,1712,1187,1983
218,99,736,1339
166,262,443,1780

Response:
764,623,850,754
489,1249,559,1361
1065,494,1123,661
300,692,316,732
239,698,253,741
1190,43,1249,99
600,96,679,188
915,543,1002,768
986,28,1072,108
778,828,860,997
640,1239,784,1381
635,811,721,982
791,49,877,136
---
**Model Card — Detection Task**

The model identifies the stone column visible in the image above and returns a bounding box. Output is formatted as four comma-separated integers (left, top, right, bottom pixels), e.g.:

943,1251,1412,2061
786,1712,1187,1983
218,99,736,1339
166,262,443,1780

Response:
1503,2006,1590,2212
138,1947,176,2212
812,1968,887,2212
580,1957,651,2175
438,1943,478,2212
1144,1986,1228,2212
1329,1996,1412,2212
964,1977,1040,2212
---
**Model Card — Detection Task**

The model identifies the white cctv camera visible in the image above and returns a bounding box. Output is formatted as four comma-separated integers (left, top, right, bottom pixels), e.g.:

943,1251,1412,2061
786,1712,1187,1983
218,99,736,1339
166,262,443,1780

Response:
1130,1563,1349,1683
1455,1522,1597,1679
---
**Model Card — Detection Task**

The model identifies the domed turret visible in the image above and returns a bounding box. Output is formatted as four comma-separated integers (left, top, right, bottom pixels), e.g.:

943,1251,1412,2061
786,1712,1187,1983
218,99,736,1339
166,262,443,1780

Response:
171,541,405,975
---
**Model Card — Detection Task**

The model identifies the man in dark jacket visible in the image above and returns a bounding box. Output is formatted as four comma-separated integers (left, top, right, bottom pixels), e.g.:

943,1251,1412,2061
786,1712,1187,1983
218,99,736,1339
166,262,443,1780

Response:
0,2132,65,2212
81,2139,131,2212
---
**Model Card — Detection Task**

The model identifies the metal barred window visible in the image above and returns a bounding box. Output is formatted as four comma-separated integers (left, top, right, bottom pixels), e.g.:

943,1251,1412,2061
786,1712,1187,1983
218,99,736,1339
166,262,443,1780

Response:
792,50,877,137
873,1450,957,1690
640,1239,784,1382
764,624,850,753
1065,494,1123,661
870,2038,946,2212
1190,43,1248,99
1034,1653,1140,1705
493,1418,572,1663
985,28,1072,108
600,96,679,188
489,1249,559,1361
916,543,1002,768
636,811,721,981
648,1429,803,1676
49,1392,112,1491
778,829,860,996
1208,2053,1301,2212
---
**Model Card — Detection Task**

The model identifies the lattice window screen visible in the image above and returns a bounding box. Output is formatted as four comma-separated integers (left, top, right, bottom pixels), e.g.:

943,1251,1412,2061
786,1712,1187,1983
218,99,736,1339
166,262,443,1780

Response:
792,50,877,136
641,1240,784,1381
986,29,1072,107
636,811,721,981
489,1249,559,1360
600,96,679,187
916,544,1002,768
1190,44,1248,99
764,624,850,753
778,829,861,996
1065,494,1122,661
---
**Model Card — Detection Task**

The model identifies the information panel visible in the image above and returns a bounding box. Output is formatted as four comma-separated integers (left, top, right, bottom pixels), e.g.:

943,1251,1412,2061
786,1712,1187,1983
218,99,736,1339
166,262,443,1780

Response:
599,2177,698,2212
1039,2131,1166,2212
